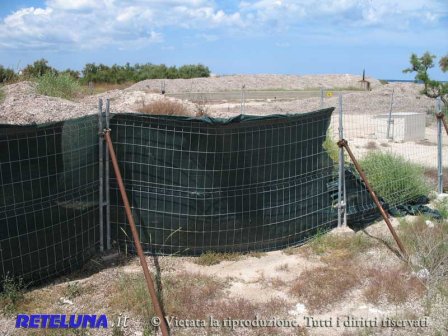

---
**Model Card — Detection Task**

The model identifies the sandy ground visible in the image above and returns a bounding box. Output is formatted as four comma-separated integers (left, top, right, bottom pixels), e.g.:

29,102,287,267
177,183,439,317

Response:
1,215,446,336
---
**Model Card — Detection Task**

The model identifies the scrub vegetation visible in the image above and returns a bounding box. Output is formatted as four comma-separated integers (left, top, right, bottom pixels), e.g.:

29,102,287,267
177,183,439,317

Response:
360,151,431,205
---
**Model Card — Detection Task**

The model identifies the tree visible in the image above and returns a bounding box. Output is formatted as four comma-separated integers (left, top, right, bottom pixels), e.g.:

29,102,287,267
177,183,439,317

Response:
22,59,57,78
403,52,448,107
0,65,17,83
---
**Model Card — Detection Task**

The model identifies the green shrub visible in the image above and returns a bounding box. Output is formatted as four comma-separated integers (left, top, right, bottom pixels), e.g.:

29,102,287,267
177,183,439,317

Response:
36,72,81,99
81,62,211,84
0,65,17,83
0,274,25,315
22,58,56,78
360,151,431,205
0,86,4,102
322,130,339,163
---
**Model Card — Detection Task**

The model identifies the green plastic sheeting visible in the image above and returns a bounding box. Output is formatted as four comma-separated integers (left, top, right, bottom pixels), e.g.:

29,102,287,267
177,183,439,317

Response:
0,116,100,286
2,107,414,286
108,108,339,254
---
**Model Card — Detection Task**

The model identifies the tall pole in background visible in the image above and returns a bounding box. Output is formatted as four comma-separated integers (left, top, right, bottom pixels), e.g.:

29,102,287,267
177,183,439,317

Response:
338,94,347,227
105,99,111,249
320,87,324,108
97,99,104,252
386,89,395,139
437,97,443,194
240,84,246,114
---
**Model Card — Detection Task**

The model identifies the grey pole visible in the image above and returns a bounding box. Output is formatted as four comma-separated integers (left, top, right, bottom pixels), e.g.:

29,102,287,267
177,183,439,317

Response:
240,84,246,114
338,94,346,227
386,89,394,139
98,98,104,252
437,97,443,194
105,99,111,249
320,87,324,108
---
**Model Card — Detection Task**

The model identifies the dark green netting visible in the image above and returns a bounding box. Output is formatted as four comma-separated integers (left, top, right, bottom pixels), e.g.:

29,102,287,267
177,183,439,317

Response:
2,107,426,285
108,108,340,254
0,115,100,286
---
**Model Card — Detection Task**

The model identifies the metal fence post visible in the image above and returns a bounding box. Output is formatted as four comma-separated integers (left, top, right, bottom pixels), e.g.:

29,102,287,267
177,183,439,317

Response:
105,99,111,249
338,94,347,227
320,87,324,108
386,89,394,139
240,84,246,114
98,98,104,252
437,97,443,194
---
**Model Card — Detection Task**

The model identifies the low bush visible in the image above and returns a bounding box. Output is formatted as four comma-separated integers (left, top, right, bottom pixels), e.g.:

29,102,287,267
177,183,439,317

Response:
138,99,189,116
360,151,431,206
290,261,360,313
36,72,81,100
0,274,25,315
194,251,242,266
363,267,426,304
0,65,17,83
322,130,339,163
399,216,448,284
0,86,4,102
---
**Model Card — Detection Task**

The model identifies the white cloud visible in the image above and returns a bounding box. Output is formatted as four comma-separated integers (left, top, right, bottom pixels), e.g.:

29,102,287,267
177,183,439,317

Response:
0,0,446,50
239,0,447,29
0,0,243,50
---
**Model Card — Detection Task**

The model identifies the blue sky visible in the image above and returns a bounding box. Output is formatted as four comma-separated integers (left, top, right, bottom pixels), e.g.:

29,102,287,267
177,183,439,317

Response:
0,0,447,80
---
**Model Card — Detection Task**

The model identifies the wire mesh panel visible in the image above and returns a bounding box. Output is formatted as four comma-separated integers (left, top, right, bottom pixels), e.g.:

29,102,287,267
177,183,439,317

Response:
109,109,339,255
323,85,442,226
0,115,100,285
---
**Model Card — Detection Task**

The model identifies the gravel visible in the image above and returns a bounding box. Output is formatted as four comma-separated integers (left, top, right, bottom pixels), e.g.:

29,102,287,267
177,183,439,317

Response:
127,74,382,93
0,76,435,125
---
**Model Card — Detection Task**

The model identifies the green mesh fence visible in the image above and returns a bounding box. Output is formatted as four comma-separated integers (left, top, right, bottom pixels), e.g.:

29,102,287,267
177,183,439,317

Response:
1,107,383,285
0,115,100,286
108,108,340,255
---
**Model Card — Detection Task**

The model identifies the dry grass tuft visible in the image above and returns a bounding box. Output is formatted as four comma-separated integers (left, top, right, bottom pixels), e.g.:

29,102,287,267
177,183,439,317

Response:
301,231,374,260
138,99,190,116
364,141,379,150
110,271,227,322
162,271,228,320
194,251,242,266
424,167,448,192
275,263,289,272
83,82,133,94
246,251,267,258
290,261,361,313
399,216,448,290
282,246,300,255
363,267,426,304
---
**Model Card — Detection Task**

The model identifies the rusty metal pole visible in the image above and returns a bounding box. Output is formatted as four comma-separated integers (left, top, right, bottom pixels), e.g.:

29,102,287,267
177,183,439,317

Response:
337,139,408,259
437,113,448,136
103,130,170,336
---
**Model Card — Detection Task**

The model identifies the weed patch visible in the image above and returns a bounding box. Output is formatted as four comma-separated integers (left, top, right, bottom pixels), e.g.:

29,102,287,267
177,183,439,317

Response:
363,267,426,304
36,73,81,100
290,261,360,313
399,216,448,285
194,251,242,266
364,141,379,150
360,151,431,206
64,281,82,300
0,85,4,102
434,197,448,219
302,230,373,260
0,274,25,315
323,130,339,163
138,99,189,116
